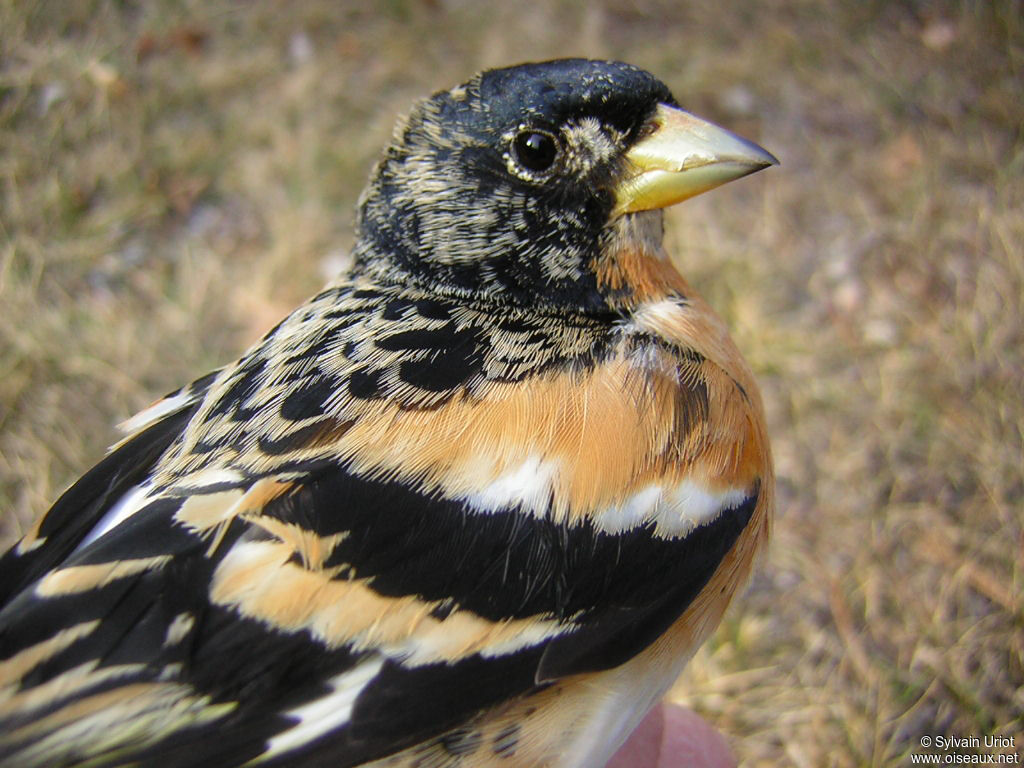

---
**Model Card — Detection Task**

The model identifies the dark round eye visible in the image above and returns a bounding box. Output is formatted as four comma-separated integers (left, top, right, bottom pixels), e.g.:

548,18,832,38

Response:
512,130,559,174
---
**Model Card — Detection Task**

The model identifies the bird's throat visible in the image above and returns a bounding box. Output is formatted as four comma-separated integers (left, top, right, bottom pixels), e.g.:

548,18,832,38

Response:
595,211,692,311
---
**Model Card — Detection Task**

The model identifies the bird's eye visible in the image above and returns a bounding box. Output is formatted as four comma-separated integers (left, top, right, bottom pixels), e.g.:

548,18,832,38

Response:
511,130,560,174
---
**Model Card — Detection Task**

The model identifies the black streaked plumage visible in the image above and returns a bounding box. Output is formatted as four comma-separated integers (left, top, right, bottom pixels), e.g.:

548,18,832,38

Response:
0,58,776,768
354,60,673,312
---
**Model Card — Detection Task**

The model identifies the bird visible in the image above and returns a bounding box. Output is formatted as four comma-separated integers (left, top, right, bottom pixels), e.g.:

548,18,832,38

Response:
0,58,776,768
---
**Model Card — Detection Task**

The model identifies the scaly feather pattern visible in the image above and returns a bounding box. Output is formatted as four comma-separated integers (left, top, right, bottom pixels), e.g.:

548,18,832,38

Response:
0,59,775,768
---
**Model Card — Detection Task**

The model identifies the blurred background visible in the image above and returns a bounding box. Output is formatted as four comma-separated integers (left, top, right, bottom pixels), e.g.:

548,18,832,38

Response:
1,1,1020,764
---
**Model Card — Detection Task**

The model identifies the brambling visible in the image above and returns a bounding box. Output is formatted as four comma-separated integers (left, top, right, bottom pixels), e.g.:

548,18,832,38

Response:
0,59,776,767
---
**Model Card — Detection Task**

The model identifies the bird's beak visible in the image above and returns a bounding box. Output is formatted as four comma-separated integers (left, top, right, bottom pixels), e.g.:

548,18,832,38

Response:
613,103,779,216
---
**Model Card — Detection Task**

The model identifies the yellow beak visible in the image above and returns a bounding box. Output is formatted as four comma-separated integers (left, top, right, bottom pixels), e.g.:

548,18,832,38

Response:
614,103,778,215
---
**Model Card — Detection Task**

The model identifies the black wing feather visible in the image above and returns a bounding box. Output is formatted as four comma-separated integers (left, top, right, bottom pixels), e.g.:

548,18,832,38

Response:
0,403,198,607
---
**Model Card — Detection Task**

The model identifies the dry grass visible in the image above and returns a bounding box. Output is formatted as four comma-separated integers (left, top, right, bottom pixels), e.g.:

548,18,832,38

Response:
1,1,1021,765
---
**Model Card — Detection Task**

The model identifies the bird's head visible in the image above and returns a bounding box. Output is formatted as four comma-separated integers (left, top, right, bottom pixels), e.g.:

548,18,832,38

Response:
354,59,776,312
